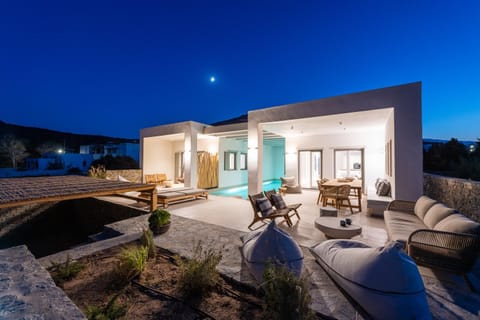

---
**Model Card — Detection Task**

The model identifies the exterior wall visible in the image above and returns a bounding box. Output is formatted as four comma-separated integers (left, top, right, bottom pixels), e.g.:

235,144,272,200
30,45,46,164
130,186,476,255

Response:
424,173,480,222
263,144,285,181
286,130,385,192
142,137,175,181
218,137,248,188
248,82,422,199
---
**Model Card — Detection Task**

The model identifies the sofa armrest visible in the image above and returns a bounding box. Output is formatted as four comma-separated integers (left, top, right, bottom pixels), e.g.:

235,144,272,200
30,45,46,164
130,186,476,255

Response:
386,200,415,213
407,229,480,273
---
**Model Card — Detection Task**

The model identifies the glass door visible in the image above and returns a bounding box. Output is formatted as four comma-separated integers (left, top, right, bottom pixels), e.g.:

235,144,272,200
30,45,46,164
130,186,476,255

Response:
334,149,363,179
298,150,322,188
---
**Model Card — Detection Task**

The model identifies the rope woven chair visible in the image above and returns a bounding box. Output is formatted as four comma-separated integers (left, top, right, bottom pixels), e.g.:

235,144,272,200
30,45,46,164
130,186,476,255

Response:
247,192,293,230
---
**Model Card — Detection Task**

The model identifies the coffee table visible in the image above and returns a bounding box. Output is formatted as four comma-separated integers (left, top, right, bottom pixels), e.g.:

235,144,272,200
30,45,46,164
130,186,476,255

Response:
314,217,362,239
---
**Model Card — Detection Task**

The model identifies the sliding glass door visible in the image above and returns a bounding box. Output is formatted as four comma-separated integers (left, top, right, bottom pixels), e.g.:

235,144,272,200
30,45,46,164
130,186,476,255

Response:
298,150,322,188
334,149,363,180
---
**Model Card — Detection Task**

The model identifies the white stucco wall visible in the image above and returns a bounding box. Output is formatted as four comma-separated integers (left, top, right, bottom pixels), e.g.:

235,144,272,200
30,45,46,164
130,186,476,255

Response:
142,137,175,180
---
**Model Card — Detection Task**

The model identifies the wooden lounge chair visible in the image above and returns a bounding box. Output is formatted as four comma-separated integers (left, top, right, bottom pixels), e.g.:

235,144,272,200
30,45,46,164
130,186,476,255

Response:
264,189,301,222
248,192,293,230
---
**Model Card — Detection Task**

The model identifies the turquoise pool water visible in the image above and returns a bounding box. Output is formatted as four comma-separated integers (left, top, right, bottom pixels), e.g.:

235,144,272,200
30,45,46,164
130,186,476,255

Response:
211,179,282,199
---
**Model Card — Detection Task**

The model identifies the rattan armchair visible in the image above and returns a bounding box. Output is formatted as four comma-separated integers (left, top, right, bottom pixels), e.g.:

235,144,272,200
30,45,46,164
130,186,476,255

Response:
264,189,301,222
407,229,480,290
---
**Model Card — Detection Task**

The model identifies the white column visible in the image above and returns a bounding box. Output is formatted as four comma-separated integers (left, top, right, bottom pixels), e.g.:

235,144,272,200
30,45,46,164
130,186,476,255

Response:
248,119,263,195
184,125,198,188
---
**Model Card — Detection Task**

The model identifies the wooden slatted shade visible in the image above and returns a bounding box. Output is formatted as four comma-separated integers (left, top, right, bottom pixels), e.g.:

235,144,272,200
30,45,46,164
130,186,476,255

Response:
0,175,157,211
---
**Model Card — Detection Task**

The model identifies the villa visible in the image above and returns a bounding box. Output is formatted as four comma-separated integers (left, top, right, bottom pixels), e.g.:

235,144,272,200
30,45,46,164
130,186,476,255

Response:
141,82,422,204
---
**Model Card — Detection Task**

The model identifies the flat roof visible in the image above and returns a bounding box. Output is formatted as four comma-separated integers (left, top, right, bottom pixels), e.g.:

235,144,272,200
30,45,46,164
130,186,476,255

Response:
0,175,156,209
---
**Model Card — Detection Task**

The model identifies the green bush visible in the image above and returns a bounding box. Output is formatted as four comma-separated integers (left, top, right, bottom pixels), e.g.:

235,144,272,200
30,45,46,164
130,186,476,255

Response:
261,264,314,320
49,255,85,285
176,241,222,297
116,245,148,282
140,228,156,259
85,292,126,320
88,165,107,179
148,208,171,229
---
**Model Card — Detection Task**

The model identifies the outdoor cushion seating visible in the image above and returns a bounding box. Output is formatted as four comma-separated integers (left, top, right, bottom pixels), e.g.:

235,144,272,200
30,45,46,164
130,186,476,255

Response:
280,176,302,193
144,173,168,186
310,240,431,319
248,192,294,230
155,188,208,208
242,221,304,282
264,189,301,222
384,195,480,289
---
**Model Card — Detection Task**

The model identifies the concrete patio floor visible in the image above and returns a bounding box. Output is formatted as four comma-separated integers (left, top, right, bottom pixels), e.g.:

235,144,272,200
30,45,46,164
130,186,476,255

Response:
95,189,480,318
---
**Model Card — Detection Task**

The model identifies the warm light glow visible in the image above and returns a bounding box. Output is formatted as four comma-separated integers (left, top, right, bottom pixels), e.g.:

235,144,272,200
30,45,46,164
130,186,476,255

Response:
210,76,215,83
57,149,63,154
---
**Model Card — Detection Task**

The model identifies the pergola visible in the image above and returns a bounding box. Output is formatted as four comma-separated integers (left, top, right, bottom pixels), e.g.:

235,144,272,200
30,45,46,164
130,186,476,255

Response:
0,175,157,211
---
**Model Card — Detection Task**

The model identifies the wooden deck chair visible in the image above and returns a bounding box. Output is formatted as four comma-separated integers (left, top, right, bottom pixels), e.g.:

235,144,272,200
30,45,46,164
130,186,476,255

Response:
248,192,293,230
264,189,301,222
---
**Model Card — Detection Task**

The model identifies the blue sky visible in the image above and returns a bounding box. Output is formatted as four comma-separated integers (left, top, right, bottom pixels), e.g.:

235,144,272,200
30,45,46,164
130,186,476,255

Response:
1,1,479,140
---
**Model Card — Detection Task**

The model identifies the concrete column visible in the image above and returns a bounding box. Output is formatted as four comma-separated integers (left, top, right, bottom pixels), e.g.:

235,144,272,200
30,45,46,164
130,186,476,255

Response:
248,118,263,195
184,125,198,188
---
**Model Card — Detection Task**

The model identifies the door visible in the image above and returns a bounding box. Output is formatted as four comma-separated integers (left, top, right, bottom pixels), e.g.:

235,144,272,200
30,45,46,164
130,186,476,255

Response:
334,149,363,180
298,150,322,188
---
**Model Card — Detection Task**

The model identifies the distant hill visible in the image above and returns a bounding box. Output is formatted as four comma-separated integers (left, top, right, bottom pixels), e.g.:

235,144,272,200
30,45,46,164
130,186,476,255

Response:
0,120,137,157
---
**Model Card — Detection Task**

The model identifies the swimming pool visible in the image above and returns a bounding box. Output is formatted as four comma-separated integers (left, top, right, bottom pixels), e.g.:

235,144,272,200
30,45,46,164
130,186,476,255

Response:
211,179,282,199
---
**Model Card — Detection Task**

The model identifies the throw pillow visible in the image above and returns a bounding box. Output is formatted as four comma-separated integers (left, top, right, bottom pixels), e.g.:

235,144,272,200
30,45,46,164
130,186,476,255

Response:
423,203,455,229
118,175,130,182
256,197,274,217
281,176,296,187
271,193,287,209
376,180,391,196
413,196,437,220
433,213,480,235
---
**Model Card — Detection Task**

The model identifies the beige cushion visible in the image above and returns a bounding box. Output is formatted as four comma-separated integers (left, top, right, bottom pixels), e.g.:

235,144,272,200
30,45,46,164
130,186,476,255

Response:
434,213,480,235
423,203,455,229
280,176,296,187
414,196,437,220
384,211,426,245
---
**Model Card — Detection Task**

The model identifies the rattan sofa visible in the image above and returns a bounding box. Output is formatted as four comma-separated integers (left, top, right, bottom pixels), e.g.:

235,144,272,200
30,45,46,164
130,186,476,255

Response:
384,196,480,289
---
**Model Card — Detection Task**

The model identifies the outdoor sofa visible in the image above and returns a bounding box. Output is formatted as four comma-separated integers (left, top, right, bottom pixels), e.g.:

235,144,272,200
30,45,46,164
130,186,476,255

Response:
384,195,480,289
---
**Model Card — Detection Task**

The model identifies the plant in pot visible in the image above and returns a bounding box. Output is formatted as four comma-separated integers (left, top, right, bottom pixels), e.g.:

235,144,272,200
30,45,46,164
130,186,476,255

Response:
148,208,171,235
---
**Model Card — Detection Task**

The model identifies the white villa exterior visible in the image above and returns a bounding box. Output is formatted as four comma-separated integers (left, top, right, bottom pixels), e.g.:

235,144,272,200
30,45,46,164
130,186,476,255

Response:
140,82,422,201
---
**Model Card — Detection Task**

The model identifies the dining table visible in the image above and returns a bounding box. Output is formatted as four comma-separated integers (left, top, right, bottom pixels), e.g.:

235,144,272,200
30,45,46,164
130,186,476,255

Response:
321,179,363,212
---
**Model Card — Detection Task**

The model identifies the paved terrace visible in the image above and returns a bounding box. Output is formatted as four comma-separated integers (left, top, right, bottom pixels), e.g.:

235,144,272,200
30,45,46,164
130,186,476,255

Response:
42,190,480,319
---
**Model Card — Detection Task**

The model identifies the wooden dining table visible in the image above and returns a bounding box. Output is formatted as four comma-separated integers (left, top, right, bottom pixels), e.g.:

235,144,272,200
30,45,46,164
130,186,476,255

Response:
321,179,363,212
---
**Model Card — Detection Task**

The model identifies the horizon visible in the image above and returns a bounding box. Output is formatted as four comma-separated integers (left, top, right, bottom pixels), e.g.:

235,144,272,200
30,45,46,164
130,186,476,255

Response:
1,1,480,140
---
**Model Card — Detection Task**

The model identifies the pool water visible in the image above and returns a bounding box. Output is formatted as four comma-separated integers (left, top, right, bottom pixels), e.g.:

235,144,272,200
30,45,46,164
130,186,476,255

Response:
211,179,282,199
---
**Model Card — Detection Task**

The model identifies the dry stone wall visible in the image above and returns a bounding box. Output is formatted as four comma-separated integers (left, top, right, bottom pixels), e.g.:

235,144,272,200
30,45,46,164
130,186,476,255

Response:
105,169,142,182
424,173,480,222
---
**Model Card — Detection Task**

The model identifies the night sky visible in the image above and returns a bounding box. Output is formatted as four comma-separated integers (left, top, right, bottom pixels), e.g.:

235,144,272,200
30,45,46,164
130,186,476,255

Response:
1,1,479,140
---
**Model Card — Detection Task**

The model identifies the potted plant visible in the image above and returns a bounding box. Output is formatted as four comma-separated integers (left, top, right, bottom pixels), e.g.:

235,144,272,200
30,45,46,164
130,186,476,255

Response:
148,208,171,235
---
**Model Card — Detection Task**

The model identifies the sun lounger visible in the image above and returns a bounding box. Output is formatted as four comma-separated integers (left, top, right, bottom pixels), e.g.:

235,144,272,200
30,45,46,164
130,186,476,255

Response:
156,188,208,208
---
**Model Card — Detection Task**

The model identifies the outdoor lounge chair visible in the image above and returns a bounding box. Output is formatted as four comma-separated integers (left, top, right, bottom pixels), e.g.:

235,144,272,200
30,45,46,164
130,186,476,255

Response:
248,192,293,230
264,189,301,222
280,176,302,193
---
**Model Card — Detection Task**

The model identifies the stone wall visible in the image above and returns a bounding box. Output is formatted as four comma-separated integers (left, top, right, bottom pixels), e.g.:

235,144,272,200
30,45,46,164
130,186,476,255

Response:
0,245,86,319
424,173,480,222
106,169,142,182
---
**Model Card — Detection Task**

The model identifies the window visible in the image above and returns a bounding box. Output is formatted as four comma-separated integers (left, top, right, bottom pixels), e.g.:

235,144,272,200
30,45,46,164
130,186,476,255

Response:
334,149,363,180
224,151,237,170
239,153,247,170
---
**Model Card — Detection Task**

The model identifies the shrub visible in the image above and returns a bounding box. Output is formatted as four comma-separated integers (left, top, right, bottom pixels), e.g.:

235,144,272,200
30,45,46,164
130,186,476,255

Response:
140,228,156,259
176,241,222,298
261,264,314,320
88,164,107,179
85,292,126,320
49,255,85,285
116,245,148,282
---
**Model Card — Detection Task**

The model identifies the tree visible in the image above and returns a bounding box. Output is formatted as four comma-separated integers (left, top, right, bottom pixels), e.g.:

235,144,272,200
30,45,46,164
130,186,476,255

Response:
0,134,29,168
37,141,63,156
